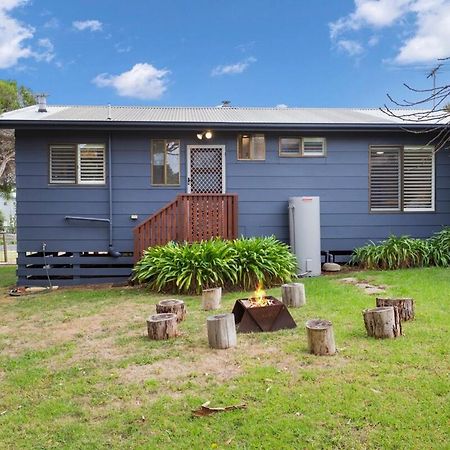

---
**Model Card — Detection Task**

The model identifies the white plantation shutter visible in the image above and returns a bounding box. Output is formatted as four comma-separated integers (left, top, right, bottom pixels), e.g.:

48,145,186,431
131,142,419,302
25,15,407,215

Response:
78,144,106,184
303,137,326,156
50,145,76,183
369,147,401,211
403,146,434,211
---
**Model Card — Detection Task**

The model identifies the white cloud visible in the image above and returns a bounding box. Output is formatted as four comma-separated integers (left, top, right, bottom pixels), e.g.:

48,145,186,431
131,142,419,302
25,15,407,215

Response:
368,35,380,47
395,2,450,63
0,0,58,68
73,19,103,32
337,39,364,56
92,63,170,99
330,0,450,64
0,0,34,69
275,103,288,108
211,56,256,76
43,17,60,29
34,38,54,62
114,43,132,53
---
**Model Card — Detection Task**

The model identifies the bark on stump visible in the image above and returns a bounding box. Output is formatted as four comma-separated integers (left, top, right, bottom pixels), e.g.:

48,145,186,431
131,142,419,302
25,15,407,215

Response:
376,297,415,321
147,313,178,340
156,299,186,322
363,306,402,339
202,287,222,311
207,313,237,349
281,283,306,307
305,319,336,356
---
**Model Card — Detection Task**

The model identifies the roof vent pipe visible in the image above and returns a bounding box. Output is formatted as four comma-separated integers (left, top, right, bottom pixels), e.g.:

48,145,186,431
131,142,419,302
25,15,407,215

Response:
36,93,48,113
107,103,112,120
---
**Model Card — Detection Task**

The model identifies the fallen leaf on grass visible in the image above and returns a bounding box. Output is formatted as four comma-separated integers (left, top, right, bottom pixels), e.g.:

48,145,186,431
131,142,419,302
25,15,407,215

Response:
192,401,247,417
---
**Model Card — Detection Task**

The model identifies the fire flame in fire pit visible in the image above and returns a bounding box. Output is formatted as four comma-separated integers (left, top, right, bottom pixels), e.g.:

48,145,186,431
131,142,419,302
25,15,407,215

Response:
248,283,274,307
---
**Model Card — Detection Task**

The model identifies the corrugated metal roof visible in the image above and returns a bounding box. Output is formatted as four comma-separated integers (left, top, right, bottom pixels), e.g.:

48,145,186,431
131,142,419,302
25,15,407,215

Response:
0,105,444,125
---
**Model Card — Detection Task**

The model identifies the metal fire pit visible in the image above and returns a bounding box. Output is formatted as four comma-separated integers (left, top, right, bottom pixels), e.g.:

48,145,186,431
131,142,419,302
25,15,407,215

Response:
231,296,297,333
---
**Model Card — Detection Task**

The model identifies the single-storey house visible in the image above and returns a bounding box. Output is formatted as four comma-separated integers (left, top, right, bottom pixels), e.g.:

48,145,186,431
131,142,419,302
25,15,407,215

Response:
1,102,449,286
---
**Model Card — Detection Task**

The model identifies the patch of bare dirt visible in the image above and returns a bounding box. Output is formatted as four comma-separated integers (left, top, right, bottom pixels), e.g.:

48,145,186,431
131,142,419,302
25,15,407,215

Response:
119,350,243,385
0,301,151,360
118,338,349,388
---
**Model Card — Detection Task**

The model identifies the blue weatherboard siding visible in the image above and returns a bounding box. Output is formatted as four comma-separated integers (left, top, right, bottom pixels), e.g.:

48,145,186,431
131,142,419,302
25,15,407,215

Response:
15,129,450,285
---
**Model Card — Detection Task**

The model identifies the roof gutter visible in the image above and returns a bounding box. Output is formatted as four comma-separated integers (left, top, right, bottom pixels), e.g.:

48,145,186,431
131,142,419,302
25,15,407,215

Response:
0,120,445,132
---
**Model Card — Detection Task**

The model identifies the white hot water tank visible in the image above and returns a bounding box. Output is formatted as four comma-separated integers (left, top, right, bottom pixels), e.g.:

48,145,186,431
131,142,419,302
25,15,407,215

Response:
288,196,321,276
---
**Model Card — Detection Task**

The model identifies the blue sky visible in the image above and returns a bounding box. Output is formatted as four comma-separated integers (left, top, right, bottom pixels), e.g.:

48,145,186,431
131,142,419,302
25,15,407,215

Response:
0,0,449,107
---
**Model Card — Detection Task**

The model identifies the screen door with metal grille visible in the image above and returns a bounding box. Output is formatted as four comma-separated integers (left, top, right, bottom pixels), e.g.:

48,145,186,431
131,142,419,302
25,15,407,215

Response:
187,145,226,193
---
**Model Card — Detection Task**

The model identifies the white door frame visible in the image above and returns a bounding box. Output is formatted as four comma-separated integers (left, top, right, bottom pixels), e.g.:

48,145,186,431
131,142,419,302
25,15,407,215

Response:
186,145,226,194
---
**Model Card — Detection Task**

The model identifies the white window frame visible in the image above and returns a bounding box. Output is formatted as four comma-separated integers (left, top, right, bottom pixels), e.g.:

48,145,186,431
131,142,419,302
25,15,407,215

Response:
279,137,327,157
237,134,266,161
49,143,106,185
302,137,327,157
77,144,106,185
403,145,435,212
49,144,77,184
369,145,435,213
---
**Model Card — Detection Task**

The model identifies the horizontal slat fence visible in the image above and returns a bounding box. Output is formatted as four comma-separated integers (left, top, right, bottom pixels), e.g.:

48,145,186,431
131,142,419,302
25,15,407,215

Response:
134,194,238,261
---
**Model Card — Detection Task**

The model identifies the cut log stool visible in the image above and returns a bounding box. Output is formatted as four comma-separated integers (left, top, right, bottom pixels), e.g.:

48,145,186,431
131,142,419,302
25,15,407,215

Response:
207,313,237,349
202,287,222,311
147,313,178,340
281,283,306,307
156,299,186,322
363,306,402,339
305,319,336,356
376,297,414,321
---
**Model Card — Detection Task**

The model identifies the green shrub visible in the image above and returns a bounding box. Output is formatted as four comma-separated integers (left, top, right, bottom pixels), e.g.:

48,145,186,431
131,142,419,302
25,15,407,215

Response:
350,235,431,270
133,239,237,294
231,236,297,290
133,236,297,294
428,227,450,267
351,228,450,270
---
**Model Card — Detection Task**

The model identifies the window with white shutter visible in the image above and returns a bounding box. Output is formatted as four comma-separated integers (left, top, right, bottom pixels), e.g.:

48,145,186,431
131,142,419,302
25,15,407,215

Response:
403,146,434,211
50,145,77,184
369,147,401,211
369,145,434,212
49,143,106,185
303,137,326,156
78,144,106,184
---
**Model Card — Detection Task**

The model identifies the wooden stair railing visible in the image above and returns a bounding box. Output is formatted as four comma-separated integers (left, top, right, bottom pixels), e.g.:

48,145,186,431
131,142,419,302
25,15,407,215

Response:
134,194,238,261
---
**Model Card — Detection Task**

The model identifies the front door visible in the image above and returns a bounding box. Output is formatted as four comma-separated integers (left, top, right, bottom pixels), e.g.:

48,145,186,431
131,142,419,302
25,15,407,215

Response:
187,145,226,193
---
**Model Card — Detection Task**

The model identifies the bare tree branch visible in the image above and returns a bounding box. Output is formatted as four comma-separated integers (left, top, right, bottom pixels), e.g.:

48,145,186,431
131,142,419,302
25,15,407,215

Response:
380,61,450,152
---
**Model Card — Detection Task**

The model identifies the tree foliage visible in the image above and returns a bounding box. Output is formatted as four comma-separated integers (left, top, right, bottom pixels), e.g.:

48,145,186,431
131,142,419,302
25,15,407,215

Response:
0,80,36,193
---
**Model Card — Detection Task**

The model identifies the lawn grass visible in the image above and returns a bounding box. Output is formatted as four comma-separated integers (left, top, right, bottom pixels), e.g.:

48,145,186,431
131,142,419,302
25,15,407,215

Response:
0,265,16,287
0,266,448,449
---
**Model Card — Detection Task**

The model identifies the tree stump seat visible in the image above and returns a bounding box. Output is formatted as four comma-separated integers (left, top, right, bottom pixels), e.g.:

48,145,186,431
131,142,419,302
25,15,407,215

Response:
305,319,336,355
147,313,178,340
363,306,402,339
376,297,415,321
156,299,186,322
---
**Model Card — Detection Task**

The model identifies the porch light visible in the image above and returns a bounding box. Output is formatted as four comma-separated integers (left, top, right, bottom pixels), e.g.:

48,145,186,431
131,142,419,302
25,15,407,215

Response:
196,130,213,140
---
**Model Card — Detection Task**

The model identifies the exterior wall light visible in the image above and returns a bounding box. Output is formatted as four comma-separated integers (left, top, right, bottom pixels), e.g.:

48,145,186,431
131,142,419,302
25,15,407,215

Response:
196,130,213,140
